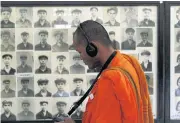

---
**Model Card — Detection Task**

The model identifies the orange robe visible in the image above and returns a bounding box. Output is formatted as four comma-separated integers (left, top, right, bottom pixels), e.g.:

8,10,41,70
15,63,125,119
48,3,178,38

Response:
82,51,153,123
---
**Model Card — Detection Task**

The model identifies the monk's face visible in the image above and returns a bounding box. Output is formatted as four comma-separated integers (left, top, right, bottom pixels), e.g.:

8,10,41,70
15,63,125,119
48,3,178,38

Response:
73,40,99,69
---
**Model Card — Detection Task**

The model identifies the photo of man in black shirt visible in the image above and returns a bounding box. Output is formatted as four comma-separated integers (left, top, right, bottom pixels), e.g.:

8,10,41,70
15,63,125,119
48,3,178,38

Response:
35,55,51,74
1,100,16,121
1,7,15,28
1,54,16,75
34,9,51,27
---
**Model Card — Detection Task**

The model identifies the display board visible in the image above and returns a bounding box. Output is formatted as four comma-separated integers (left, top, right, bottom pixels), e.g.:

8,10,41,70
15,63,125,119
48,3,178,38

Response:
169,4,180,121
0,1,161,122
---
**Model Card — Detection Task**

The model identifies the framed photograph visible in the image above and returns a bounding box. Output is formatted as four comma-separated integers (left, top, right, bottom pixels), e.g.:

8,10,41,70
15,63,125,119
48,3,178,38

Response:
1,29,15,52
17,98,35,120
16,7,33,28
167,3,180,122
1,1,162,123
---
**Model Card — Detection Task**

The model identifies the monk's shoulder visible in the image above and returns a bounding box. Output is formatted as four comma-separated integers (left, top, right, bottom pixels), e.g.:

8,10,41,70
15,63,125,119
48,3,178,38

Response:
101,68,125,81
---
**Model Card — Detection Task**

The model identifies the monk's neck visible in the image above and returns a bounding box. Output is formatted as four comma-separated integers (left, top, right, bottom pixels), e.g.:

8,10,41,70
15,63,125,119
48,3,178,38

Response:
99,48,115,66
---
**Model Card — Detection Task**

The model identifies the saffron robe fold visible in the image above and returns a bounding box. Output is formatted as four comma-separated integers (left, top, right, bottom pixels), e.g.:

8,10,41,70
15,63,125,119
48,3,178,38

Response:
82,51,153,123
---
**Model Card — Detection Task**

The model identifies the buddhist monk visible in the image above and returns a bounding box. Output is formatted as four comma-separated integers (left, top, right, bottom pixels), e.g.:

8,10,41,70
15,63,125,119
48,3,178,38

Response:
55,20,153,123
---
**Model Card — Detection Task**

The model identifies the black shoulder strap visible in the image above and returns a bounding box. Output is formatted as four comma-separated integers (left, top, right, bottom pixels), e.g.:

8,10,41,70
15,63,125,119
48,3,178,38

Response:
68,51,117,116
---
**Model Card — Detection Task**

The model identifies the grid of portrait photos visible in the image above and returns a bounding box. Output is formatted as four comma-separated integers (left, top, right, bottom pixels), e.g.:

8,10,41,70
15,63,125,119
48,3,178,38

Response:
170,6,180,119
0,6,158,121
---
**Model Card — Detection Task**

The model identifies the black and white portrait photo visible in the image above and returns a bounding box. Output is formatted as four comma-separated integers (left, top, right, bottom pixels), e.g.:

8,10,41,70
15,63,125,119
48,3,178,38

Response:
35,29,51,51
104,7,120,26
71,103,84,119
34,8,51,28
52,29,68,52
35,79,52,97
145,73,153,95
70,53,85,74
1,7,15,28
36,101,52,120
121,28,136,50
53,101,69,119
70,77,85,96
17,100,34,120
1,76,16,98
137,28,153,47
52,9,68,27
35,54,51,74
139,50,152,72
175,77,180,96
68,29,76,50
53,78,69,97
16,29,33,50
139,7,155,27
16,52,33,73
86,75,96,88
16,8,32,28
89,7,103,24
176,101,180,112
1,100,16,121
1,53,16,75
71,9,82,27
1,29,15,52
175,54,180,73
108,31,120,50
175,29,180,52
175,7,180,28
53,54,69,74
175,8,180,28
120,7,138,27
17,77,34,97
